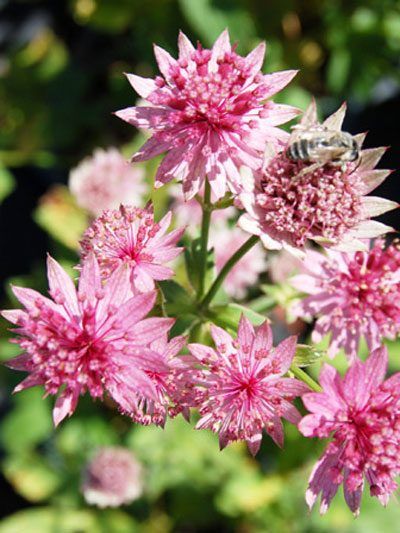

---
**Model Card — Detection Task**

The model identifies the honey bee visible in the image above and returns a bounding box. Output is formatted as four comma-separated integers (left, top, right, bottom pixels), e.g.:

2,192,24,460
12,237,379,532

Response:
286,126,360,168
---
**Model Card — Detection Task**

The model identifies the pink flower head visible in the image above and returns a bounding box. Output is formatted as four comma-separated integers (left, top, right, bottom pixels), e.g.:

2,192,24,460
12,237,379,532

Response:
210,225,266,299
82,447,143,507
188,316,308,455
299,347,400,515
69,148,146,217
126,333,194,427
291,240,400,360
80,205,184,293
239,101,397,253
2,254,175,426
115,30,299,200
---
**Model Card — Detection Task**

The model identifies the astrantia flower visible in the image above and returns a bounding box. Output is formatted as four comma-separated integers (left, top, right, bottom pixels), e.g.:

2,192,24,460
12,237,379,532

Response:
80,205,184,293
299,348,400,515
116,30,299,199
82,447,143,508
291,240,400,360
69,148,146,217
188,316,308,455
239,101,397,253
2,254,175,426
127,334,194,427
210,225,266,299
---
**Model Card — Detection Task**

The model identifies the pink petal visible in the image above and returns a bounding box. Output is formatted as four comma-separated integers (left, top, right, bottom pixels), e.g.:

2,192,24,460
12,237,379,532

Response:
105,291,157,335
125,73,157,98
46,255,79,317
1,309,26,325
128,317,175,344
246,432,262,456
97,263,132,317
322,102,346,131
14,374,44,393
78,253,101,305
53,388,79,427
178,31,195,60
140,263,175,281
5,353,31,371
209,29,231,71
237,314,255,351
262,70,298,98
272,335,297,374
253,320,273,353
210,325,235,355
153,45,178,83
361,196,398,217
364,346,388,392
244,42,266,77
132,265,156,293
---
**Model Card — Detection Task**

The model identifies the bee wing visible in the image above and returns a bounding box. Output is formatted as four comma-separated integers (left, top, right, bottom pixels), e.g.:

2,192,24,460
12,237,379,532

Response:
322,102,347,131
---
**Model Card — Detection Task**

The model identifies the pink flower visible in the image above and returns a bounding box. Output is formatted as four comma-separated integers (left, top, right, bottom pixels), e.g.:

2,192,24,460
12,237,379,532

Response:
80,205,184,293
115,30,298,200
210,225,266,298
69,148,146,217
239,101,397,253
2,254,175,426
291,240,400,360
82,447,143,507
127,333,194,427
268,249,302,284
299,347,400,515
188,316,308,455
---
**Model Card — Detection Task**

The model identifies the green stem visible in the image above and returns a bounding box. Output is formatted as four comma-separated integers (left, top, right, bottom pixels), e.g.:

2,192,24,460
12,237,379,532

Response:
197,180,212,299
200,234,259,310
289,365,322,392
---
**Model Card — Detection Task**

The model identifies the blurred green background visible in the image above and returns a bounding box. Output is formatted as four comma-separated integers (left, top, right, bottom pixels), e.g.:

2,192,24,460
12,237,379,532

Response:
0,1,400,531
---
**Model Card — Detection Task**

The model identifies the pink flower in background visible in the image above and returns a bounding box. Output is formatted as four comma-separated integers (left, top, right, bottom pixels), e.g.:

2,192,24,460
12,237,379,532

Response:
2,255,174,426
82,447,143,507
239,101,396,253
299,347,400,515
268,249,302,284
210,225,266,298
170,184,236,234
291,240,400,360
69,148,146,217
80,205,184,293
188,316,308,455
116,30,298,199
127,334,194,427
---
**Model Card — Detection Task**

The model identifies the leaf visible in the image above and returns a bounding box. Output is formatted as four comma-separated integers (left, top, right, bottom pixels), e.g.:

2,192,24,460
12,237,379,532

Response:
158,280,194,315
184,238,216,294
2,453,60,503
0,165,15,203
56,417,118,457
0,389,53,453
209,303,266,332
33,185,88,250
327,47,351,93
292,344,325,368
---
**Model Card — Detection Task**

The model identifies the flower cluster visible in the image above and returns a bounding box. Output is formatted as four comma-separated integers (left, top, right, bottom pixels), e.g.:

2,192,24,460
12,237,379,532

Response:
2,30,399,518
188,316,309,455
299,348,400,515
116,30,298,199
69,147,146,217
291,240,400,360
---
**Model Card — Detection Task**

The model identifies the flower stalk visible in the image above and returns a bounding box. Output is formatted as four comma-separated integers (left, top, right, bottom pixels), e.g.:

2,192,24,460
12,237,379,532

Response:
197,179,212,300
289,365,322,392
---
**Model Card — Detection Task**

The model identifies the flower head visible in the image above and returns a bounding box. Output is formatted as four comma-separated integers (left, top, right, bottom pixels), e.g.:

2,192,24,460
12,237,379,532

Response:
239,101,397,253
210,225,266,298
116,30,298,200
188,316,308,455
299,348,400,515
69,148,146,217
80,205,184,293
82,447,143,507
2,254,175,426
291,240,400,360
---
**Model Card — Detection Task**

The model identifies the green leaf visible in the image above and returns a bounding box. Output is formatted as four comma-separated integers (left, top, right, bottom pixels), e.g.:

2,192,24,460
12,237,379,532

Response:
184,238,216,294
327,47,351,93
158,280,194,315
209,303,266,332
293,344,325,368
56,417,118,458
2,452,60,503
0,389,53,453
0,165,15,203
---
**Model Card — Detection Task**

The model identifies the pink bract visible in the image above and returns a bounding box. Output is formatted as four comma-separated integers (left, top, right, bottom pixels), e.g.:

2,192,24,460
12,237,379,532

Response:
299,347,400,515
115,30,299,200
239,101,397,254
80,205,184,293
210,225,266,298
291,240,400,360
126,333,194,427
188,316,309,455
69,147,147,217
2,254,175,426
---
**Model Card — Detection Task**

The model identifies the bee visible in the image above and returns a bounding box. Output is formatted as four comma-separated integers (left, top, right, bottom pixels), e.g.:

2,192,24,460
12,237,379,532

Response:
286,126,360,168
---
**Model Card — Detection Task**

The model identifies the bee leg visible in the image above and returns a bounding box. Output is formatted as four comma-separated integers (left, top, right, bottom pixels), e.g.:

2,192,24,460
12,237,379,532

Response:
296,162,323,178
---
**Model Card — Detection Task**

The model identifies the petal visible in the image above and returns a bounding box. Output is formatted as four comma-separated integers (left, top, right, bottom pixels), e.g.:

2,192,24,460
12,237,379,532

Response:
209,29,231,72
125,73,157,98
253,320,273,353
244,42,266,77
178,31,195,60
272,335,297,374
361,196,398,217
299,98,318,127
246,432,262,456
237,314,255,351
139,263,175,281
53,388,79,427
97,263,132,317
128,317,175,344
78,253,101,306
47,255,79,317
5,353,31,371
132,265,156,293
364,346,388,391
262,70,298,98
210,325,235,354
104,291,157,336
153,45,178,82
322,102,347,131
